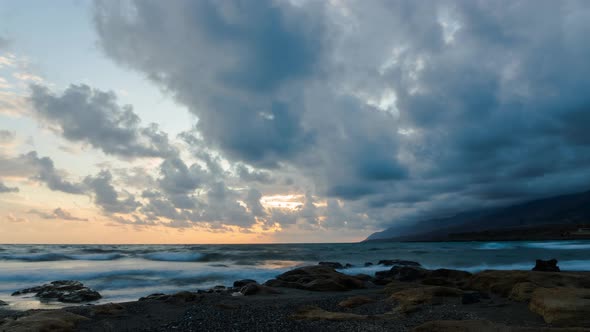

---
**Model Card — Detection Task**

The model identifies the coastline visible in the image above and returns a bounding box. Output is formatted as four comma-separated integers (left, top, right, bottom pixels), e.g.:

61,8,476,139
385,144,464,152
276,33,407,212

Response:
2,262,590,331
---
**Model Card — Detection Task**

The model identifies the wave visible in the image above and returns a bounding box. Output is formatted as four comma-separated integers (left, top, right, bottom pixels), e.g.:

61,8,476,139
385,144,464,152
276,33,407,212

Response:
0,253,125,262
142,252,205,262
476,242,515,250
524,241,590,250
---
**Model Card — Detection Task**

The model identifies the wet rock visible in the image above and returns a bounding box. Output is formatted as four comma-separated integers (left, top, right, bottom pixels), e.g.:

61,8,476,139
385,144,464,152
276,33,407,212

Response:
412,320,501,332
233,279,257,288
364,262,373,267
529,287,590,326
533,259,560,272
0,310,89,332
338,295,376,308
318,262,344,269
378,259,421,267
291,306,369,321
0,300,7,306
264,265,366,291
12,280,101,303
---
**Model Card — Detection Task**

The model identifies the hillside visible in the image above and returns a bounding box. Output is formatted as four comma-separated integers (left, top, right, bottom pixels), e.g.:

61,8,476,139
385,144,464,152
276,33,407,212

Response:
365,189,590,242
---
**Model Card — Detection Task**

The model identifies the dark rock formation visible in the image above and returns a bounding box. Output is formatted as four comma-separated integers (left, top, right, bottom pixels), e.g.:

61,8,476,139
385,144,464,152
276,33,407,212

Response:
364,262,373,267
233,279,257,288
12,280,101,303
533,259,560,272
264,265,366,291
378,259,421,267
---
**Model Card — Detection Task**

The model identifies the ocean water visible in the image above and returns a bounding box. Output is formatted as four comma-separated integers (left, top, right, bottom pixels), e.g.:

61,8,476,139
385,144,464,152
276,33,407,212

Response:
1,240,589,310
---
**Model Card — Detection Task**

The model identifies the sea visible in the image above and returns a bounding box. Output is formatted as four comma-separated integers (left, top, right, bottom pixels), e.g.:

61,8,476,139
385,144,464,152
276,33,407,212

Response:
1,240,589,310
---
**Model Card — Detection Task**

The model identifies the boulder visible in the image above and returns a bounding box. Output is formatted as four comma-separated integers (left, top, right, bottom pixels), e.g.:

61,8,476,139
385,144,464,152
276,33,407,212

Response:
239,283,280,296
12,280,101,303
509,282,537,302
412,320,502,332
0,300,7,306
533,259,560,272
390,286,463,312
264,265,366,291
414,320,590,332
364,262,374,267
291,306,369,321
338,296,376,308
233,279,257,288
378,259,421,267
466,270,590,297
0,310,89,332
90,303,126,316
376,266,429,282
529,287,590,326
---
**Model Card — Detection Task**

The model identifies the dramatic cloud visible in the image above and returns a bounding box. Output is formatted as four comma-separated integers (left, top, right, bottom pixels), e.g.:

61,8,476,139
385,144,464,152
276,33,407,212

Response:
91,0,590,232
0,151,85,194
28,208,88,221
84,170,141,214
29,84,177,159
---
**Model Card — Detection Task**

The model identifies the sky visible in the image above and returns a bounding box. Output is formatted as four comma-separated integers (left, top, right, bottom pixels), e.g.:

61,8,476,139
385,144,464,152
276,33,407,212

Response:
1,0,590,244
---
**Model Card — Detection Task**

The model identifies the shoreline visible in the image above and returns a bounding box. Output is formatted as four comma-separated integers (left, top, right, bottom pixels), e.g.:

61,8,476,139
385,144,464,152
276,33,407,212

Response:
2,261,590,331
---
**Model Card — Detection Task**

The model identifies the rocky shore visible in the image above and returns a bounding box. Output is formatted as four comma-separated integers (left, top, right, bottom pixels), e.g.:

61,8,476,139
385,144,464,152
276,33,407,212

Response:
1,259,589,331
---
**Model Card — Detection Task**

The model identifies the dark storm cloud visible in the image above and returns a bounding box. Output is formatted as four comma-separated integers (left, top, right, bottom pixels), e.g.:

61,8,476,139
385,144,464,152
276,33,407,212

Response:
0,181,18,193
29,84,176,159
94,0,322,167
93,0,590,231
28,208,88,221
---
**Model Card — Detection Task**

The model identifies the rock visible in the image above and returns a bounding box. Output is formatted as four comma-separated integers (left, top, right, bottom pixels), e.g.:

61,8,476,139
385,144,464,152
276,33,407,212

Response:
233,279,257,288
139,293,168,301
529,287,590,326
533,259,560,272
0,300,7,306
509,282,537,302
353,274,373,281
12,280,101,303
318,262,344,269
164,291,200,304
364,262,373,267
461,291,482,304
338,295,376,308
391,286,464,310
430,268,472,280
421,278,456,287
239,283,280,296
0,310,89,332
291,306,369,321
414,320,590,331
466,270,590,297
345,263,354,268
378,259,421,267
91,303,126,316
412,320,501,332
376,266,429,282
264,265,366,291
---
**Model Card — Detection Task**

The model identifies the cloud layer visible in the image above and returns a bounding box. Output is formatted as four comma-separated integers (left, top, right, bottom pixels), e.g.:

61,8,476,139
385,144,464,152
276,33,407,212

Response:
6,1,590,236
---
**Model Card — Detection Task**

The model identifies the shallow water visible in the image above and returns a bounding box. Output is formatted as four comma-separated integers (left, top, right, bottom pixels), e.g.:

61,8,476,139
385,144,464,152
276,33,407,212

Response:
0,240,589,310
